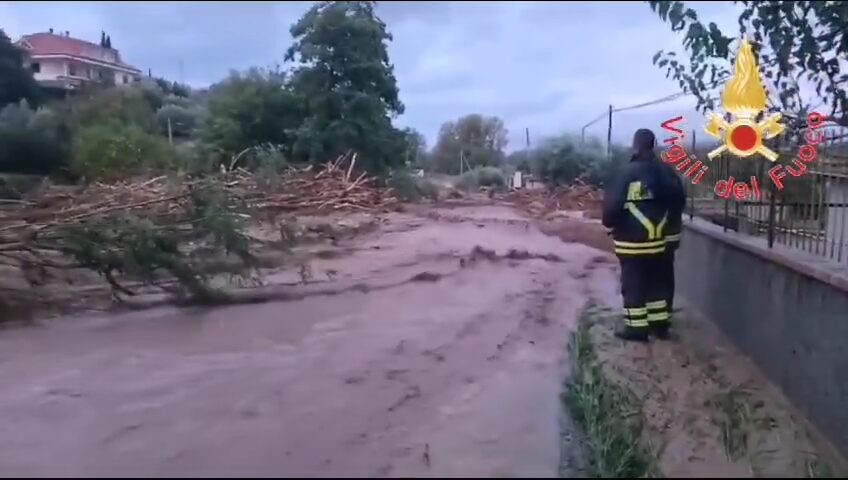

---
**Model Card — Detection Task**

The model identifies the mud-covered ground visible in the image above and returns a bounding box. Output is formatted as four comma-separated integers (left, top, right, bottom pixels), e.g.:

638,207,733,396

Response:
0,203,842,477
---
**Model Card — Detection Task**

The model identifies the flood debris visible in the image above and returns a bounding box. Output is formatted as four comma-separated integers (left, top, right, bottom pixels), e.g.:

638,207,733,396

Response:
507,182,602,219
0,154,397,318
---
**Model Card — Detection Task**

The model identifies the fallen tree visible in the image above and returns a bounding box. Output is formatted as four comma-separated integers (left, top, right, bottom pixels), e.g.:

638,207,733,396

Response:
0,153,398,316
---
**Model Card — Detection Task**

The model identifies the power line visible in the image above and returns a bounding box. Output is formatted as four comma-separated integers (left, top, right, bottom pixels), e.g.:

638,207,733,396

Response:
579,74,730,142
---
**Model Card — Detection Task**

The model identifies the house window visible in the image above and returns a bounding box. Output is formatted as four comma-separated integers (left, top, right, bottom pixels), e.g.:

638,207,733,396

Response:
97,70,104,80
123,75,128,84
68,63,77,76
31,62,41,73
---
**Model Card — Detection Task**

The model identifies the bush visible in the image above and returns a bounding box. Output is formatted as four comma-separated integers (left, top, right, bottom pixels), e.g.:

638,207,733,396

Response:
156,104,202,138
74,124,176,180
0,100,71,175
388,170,440,202
74,86,158,133
200,69,301,156
528,134,629,188
456,166,506,191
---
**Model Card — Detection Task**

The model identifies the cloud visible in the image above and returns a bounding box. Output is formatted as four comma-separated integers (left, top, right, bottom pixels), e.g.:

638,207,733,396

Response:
1,0,742,149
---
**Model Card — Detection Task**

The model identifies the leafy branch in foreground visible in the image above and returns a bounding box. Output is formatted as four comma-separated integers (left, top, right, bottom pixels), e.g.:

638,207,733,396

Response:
56,179,256,302
648,1,848,134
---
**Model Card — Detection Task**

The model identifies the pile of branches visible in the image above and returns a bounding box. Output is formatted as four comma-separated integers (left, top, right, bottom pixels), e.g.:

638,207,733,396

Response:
0,153,397,312
507,180,603,218
235,152,399,214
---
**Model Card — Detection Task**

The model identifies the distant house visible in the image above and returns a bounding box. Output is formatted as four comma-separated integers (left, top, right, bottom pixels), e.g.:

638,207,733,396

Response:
15,29,141,91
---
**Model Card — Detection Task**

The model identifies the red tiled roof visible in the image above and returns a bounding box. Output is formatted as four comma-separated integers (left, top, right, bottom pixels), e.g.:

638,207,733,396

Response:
18,32,140,72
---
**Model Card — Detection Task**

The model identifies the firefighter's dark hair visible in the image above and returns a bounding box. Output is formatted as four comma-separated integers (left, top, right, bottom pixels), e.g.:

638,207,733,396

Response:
634,128,656,150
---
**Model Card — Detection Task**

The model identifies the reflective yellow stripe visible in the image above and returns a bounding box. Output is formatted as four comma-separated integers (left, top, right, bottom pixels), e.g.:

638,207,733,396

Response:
624,202,656,239
665,233,681,242
615,246,666,255
657,213,668,237
630,318,649,327
614,239,665,248
648,312,670,322
625,307,647,315
646,300,667,309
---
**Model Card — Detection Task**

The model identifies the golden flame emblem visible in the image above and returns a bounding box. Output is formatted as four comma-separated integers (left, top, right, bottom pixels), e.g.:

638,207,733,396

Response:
704,39,785,162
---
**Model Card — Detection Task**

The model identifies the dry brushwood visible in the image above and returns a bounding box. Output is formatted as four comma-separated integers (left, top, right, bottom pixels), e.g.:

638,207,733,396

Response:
506,182,603,218
0,152,397,310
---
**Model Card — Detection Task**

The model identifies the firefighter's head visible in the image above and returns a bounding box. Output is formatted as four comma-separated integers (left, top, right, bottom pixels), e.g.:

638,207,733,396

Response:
632,129,656,154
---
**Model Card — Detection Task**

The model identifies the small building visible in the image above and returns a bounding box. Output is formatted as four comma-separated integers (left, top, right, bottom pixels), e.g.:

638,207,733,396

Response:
15,29,141,92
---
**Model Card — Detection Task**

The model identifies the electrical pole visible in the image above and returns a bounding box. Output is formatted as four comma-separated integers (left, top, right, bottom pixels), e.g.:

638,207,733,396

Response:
525,127,530,149
606,104,613,161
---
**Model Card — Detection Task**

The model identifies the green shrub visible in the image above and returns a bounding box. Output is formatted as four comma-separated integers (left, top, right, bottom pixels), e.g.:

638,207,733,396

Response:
388,170,440,202
156,104,202,138
456,166,506,191
74,86,157,133
74,124,176,180
388,170,420,202
0,100,71,175
200,69,301,156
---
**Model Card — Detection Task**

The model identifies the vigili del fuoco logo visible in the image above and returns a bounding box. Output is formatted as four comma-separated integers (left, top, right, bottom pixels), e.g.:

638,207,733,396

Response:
660,39,825,202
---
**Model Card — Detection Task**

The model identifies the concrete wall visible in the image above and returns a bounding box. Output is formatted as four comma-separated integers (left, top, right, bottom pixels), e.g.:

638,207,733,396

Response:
677,219,848,455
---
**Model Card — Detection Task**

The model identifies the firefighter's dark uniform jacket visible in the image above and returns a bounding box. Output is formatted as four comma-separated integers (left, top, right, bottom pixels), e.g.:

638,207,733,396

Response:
659,161,685,250
602,152,683,256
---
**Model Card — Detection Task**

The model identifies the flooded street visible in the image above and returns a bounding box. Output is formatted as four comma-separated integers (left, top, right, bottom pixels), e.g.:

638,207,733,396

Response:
0,205,612,477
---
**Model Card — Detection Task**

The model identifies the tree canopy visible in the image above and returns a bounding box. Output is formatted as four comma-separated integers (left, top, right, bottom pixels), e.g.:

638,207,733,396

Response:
0,29,41,109
648,1,848,134
285,0,406,172
430,114,508,174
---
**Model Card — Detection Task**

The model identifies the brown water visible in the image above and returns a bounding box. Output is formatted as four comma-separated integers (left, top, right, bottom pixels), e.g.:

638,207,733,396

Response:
0,205,608,477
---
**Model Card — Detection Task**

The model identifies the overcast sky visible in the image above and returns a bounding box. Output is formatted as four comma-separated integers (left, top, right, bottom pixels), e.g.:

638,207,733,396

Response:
1,0,743,150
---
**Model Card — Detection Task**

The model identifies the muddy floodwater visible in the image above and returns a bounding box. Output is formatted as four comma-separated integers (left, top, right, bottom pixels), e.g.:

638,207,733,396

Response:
2,203,841,477
0,205,612,477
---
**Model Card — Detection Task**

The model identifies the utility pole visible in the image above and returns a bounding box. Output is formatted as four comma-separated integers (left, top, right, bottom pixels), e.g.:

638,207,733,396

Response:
606,104,613,161
689,129,696,218
525,127,530,149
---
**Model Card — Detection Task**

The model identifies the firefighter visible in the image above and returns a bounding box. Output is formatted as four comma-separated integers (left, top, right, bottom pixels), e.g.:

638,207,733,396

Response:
602,128,684,342
658,156,686,336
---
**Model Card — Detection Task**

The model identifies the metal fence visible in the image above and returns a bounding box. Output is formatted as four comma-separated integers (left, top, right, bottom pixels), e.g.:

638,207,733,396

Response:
683,126,848,263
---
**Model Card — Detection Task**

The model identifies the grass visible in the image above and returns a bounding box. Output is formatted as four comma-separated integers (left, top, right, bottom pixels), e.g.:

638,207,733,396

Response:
707,389,754,461
563,304,658,478
806,458,834,478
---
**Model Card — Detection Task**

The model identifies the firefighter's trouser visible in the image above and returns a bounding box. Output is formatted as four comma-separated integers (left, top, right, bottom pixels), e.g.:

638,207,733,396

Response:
659,245,677,315
619,254,670,330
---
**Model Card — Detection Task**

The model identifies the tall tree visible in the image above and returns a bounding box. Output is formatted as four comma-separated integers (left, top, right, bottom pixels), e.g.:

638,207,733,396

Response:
0,29,41,109
648,1,848,136
285,1,405,172
430,114,508,174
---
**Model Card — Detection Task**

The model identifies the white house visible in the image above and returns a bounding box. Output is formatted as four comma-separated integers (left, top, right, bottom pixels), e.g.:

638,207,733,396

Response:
16,30,141,91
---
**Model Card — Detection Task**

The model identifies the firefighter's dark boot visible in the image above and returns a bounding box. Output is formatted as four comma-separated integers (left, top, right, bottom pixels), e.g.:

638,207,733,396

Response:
646,300,671,340
614,324,649,342
616,306,649,342
649,321,671,340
